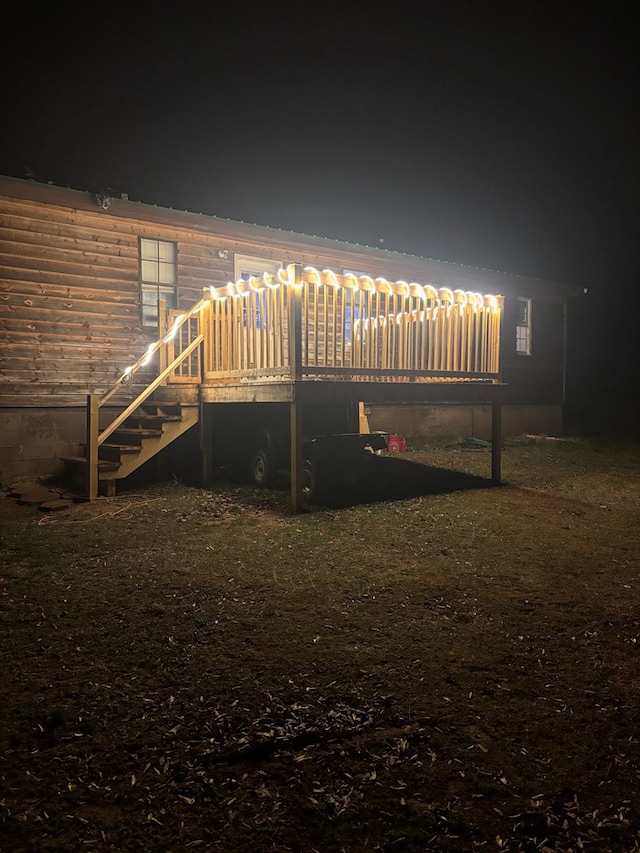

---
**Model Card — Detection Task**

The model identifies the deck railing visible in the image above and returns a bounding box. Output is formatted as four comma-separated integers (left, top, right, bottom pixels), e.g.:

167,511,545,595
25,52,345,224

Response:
83,264,503,497
85,296,207,498
204,264,503,382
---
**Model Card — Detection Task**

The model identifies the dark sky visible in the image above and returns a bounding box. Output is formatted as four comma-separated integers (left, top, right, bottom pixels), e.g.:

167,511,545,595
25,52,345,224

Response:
3,1,639,401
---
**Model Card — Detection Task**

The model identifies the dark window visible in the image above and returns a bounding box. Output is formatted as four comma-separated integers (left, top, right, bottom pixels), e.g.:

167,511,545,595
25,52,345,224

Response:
140,238,177,327
516,297,532,355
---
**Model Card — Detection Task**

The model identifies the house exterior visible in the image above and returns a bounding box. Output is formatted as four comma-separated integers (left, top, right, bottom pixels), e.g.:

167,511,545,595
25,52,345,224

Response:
0,175,581,484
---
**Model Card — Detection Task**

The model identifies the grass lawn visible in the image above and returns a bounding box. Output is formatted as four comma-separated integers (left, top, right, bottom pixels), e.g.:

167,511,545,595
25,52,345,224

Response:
1,437,639,851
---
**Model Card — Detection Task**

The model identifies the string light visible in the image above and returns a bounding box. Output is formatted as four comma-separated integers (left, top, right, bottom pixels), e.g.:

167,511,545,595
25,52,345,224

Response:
116,266,502,384
140,343,156,366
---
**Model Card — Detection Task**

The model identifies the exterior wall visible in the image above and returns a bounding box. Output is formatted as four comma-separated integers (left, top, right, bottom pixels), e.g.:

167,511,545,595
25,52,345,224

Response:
500,289,566,405
0,176,577,482
1,407,85,482
366,403,564,445
0,404,132,482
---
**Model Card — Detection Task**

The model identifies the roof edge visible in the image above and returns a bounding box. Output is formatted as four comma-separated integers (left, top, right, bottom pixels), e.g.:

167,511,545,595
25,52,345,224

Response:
0,174,582,295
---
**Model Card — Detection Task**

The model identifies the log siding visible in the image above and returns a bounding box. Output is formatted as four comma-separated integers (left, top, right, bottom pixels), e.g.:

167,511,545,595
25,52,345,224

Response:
0,175,581,480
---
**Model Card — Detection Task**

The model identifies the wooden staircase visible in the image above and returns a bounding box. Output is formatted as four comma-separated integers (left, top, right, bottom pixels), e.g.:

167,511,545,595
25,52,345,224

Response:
62,292,208,499
63,397,199,496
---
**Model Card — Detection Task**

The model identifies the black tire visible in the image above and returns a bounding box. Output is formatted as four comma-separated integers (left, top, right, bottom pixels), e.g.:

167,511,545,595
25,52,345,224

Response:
250,448,273,487
302,459,318,502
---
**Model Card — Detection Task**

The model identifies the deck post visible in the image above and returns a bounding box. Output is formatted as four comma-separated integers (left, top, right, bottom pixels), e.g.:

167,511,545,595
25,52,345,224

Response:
86,393,99,500
290,396,304,513
491,395,502,485
200,402,213,487
158,298,168,377
288,263,303,380
287,264,305,512
201,289,212,377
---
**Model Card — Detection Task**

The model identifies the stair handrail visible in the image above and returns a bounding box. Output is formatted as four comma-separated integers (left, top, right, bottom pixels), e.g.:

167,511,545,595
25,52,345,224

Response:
98,333,204,447
85,292,210,498
99,293,210,408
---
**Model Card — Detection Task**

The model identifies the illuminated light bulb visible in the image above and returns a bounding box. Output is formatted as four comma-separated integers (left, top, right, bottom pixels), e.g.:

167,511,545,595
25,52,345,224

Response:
321,269,341,288
277,267,290,286
359,274,375,291
264,272,279,289
140,343,155,366
375,277,392,293
163,314,185,342
343,272,358,289
123,365,133,377
247,276,265,293
303,265,321,282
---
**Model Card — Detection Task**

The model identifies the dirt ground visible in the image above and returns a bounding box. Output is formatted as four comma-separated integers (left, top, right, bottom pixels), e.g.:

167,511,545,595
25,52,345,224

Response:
1,437,639,852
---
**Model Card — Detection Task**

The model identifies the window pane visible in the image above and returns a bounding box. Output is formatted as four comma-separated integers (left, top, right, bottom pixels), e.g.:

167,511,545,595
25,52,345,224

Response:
158,286,177,309
141,286,158,326
141,239,159,261
141,259,158,283
158,261,176,285
158,241,175,263
142,304,158,326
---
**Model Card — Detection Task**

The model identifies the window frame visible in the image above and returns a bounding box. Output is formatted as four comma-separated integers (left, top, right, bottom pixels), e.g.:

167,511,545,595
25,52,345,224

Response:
233,254,281,281
139,237,178,328
515,296,532,356
234,255,282,330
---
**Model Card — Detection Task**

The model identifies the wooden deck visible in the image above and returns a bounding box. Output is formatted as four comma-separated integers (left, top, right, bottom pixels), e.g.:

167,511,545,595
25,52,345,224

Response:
85,265,505,510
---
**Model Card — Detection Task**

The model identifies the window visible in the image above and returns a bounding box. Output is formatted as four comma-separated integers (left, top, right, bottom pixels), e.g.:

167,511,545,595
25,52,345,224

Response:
342,269,367,340
234,255,281,329
516,297,532,355
140,238,177,327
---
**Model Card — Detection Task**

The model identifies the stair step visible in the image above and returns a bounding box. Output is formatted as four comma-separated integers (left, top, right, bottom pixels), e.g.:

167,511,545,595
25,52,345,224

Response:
99,443,142,463
61,393,199,496
114,427,163,436
81,443,142,456
132,414,182,425
112,428,163,445
61,456,120,472
140,402,183,417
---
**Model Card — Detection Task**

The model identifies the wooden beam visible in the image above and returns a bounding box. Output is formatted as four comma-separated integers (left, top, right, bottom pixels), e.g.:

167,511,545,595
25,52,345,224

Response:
288,264,303,381
290,394,304,514
200,402,214,487
491,397,502,485
86,394,99,500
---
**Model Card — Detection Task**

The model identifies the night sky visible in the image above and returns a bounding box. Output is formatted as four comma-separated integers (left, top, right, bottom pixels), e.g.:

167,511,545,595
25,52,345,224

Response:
3,2,639,408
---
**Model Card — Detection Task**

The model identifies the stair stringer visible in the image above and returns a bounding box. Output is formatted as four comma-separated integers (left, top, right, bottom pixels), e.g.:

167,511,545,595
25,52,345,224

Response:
100,404,200,483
